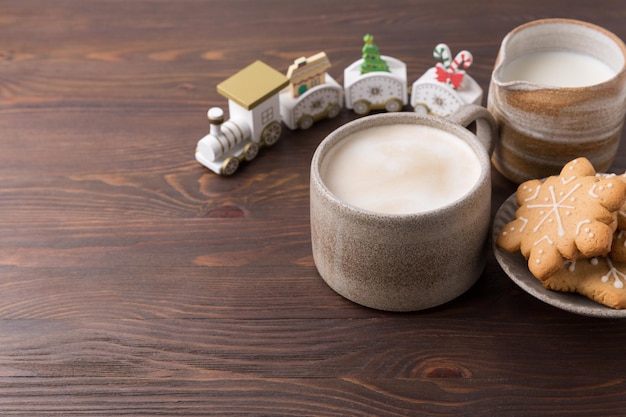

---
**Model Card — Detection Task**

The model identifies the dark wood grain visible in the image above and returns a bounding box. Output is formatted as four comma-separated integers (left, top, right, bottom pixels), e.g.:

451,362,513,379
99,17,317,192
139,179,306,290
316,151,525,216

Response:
2,0,626,415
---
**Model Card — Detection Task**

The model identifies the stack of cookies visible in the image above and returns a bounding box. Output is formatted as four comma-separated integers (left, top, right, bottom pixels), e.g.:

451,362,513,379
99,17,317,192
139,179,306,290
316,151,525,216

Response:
496,157,626,309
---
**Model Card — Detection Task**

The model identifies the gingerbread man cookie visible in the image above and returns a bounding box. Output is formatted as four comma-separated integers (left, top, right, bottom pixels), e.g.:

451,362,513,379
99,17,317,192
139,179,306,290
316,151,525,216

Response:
543,256,626,309
617,173,626,231
611,231,626,262
497,158,626,280
605,172,626,262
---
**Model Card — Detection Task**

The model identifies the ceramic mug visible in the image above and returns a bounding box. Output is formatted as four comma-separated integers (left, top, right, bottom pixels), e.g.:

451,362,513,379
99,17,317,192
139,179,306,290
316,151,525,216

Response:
310,106,497,311
488,18,626,184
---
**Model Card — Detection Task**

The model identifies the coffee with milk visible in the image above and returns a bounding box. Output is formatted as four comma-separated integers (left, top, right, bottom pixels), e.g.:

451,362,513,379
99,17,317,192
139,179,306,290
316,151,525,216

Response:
320,124,482,215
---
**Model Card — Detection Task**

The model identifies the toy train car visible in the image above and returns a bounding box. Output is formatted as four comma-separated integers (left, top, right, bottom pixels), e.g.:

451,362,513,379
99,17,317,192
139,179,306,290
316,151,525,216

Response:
195,41,482,175
343,55,408,115
411,66,482,117
280,52,343,130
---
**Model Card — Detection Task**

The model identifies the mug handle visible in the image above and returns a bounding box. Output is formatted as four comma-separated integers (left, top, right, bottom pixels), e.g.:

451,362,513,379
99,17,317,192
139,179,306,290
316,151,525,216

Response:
446,104,498,156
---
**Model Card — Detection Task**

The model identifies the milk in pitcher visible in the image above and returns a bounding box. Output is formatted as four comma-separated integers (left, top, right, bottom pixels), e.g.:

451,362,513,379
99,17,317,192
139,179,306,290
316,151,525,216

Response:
500,50,615,87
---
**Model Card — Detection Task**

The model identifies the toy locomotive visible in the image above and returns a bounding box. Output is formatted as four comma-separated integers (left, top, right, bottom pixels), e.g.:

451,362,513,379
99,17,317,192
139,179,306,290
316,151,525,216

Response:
195,36,482,175
195,61,288,176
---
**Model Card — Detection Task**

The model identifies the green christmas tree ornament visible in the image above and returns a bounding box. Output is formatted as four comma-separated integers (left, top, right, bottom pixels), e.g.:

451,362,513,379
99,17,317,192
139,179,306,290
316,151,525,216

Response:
360,34,390,74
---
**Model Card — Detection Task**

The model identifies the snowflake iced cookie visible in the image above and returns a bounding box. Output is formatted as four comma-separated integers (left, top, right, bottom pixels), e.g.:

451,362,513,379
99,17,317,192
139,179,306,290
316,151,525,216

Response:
543,256,626,309
496,158,626,280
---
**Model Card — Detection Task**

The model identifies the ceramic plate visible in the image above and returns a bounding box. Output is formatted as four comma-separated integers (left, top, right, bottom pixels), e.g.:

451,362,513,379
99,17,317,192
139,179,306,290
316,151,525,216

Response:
492,193,626,318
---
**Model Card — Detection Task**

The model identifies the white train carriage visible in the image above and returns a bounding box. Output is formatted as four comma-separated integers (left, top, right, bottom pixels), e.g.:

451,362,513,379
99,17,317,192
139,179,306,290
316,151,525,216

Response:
195,60,289,175
410,67,483,117
280,74,342,130
280,52,343,130
411,44,483,117
343,55,408,116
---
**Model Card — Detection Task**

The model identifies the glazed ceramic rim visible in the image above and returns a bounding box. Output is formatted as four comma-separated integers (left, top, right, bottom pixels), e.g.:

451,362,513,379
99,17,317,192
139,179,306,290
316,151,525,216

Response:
311,112,491,221
494,18,626,90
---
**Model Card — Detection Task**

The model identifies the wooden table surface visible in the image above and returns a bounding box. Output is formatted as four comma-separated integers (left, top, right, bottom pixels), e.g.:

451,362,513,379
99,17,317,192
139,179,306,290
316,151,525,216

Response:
2,1,626,415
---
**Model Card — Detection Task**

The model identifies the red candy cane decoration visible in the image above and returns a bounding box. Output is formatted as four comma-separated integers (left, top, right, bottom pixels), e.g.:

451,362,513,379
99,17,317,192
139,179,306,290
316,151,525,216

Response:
450,50,473,72
433,44,472,89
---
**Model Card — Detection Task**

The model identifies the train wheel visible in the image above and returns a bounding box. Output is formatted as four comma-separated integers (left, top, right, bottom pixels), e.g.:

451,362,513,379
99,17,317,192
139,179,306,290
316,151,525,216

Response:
297,115,314,130
385,98,402,112
243,142,259,161
327,104,341,119
221,156,239,176
261,121,281,146
414,104,429,115
353,100,370,116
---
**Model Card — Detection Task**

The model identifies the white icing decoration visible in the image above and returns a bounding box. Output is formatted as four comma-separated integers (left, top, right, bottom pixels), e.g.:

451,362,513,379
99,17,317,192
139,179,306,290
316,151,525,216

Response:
561,175,576,185
566,260,576,272
591,257,599,265
518,217,529,232
524,185,541,202
601,258,626,289
588,184,599,198
575,220,591,235
534,235,554,246
528,184,580,237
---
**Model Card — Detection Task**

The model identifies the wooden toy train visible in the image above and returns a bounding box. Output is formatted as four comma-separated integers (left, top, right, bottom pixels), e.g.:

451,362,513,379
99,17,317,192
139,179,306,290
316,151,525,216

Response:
195,36,483,175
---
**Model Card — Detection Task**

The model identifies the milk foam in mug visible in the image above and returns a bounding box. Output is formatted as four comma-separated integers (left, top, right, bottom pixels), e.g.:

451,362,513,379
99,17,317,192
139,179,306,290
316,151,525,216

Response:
321,124,482,215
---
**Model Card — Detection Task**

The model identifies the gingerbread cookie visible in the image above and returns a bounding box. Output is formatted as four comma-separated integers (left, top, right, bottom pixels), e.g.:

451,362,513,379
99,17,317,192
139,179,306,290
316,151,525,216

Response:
611,231,626,263
616,173,626,231
599,172,626,230
605,172,626,262
543,256,626,309
497,158,626,280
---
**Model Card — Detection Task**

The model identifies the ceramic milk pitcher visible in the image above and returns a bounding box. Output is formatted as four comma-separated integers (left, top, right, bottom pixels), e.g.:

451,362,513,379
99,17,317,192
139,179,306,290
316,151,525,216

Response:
488,18,626,183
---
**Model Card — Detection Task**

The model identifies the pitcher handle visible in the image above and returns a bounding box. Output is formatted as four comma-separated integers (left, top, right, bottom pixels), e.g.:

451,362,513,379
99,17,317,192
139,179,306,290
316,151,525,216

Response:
446,104,498,156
